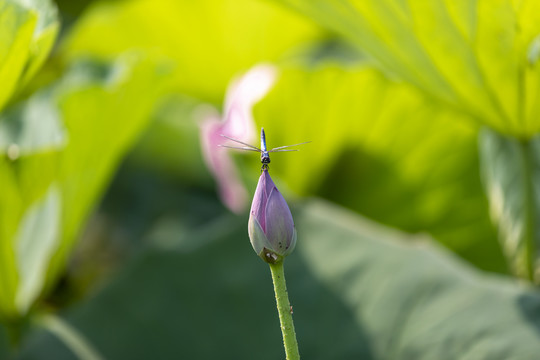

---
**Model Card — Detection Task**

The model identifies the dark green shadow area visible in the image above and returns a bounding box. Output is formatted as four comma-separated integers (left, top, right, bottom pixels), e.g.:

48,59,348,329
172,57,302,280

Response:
10,187,540,360
16,209,372,359
517,293,540,337
0,324,11,358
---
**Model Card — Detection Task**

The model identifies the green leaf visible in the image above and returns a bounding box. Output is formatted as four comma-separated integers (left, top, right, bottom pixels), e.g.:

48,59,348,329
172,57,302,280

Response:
0,53,169,318
296,200,540,358
273,0,540,137
0,91,66,155
0,0,59,112
253,63,504,272
14,199,540,359
14,185,61,314
480,128,540,282
59,0,322,103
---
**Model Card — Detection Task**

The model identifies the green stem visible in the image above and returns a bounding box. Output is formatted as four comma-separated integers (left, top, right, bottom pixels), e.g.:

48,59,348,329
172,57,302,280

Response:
35,313,104,360
269,261,300,360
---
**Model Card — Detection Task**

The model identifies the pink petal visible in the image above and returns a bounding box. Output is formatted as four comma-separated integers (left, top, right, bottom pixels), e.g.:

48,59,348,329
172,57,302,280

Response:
198,64,278,213
199,107,247,213
222,64,277,142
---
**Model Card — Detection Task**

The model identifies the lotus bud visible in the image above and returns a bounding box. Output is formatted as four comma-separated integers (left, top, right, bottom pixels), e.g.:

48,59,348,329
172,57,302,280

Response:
248,169,297,263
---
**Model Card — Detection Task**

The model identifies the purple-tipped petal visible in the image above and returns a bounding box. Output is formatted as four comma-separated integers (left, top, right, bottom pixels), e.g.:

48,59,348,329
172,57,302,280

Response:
250,170,269,231
261,168,276,201
250,169,281,231
248,169,296,261
287,227,297,256
248,215,268,257
264,187,295,254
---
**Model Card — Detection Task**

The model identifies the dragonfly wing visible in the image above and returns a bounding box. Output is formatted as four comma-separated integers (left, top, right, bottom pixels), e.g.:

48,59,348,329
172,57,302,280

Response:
220,134,261,151
218,145,260,152
268,149,298,153
269,141,311,151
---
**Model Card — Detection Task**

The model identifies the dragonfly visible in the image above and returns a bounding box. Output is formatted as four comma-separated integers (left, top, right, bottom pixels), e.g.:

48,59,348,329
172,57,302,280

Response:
219,128,310,170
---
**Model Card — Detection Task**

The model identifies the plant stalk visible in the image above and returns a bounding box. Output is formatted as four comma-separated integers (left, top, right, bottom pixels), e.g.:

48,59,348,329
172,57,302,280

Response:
35,313,104,360
269,261,300,360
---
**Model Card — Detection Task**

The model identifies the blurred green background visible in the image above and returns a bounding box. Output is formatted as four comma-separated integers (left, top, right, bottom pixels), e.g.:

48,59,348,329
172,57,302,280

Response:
2,0,540,359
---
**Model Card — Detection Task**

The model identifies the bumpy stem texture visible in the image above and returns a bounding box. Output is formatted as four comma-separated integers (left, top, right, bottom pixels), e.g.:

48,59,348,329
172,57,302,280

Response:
269,261,300,360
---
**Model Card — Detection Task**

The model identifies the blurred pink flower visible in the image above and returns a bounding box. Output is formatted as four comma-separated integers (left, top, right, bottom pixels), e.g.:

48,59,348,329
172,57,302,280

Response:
199,64,277,213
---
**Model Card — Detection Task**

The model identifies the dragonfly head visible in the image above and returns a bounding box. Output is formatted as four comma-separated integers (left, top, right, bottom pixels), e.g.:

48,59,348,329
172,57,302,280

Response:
261,151,271,165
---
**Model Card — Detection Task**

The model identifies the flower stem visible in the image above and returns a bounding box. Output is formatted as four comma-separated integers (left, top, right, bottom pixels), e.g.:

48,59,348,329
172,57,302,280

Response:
35,313,104,360
269,261,300,360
